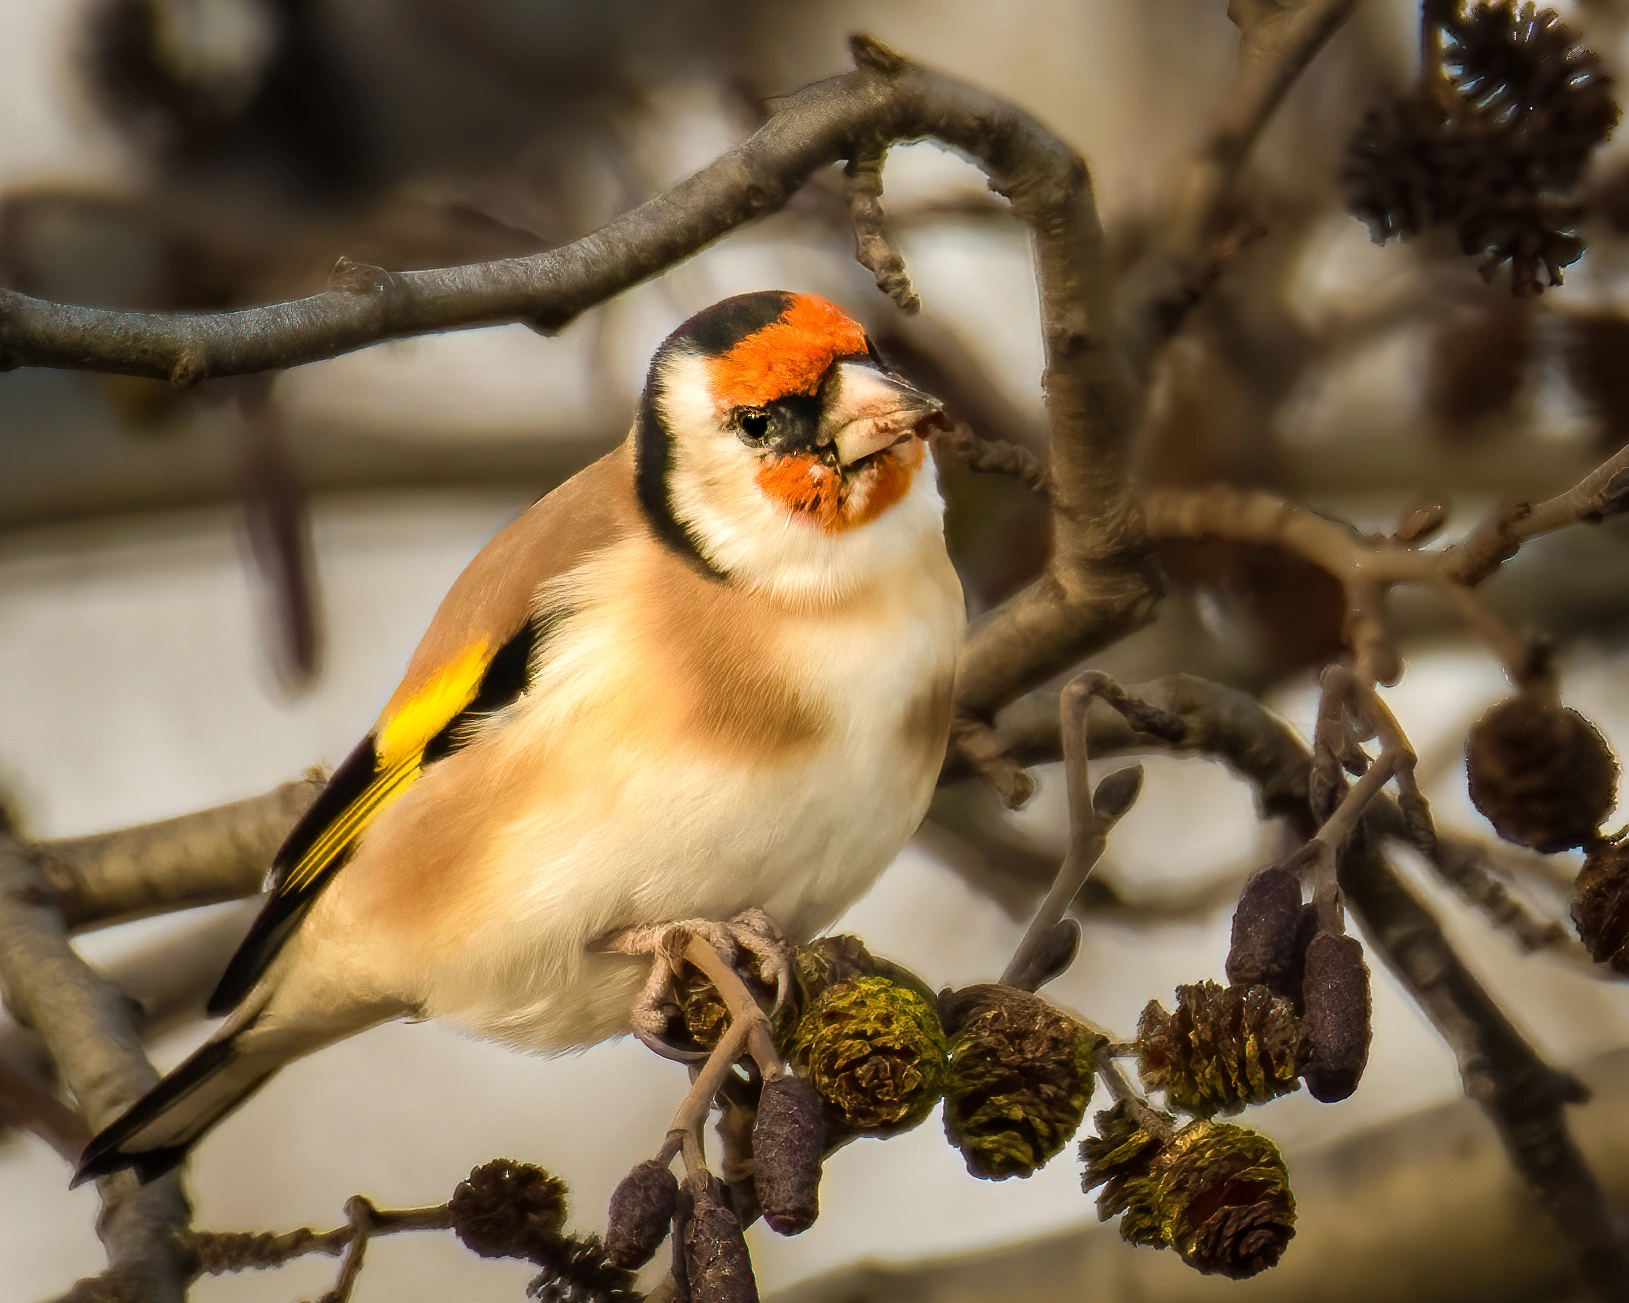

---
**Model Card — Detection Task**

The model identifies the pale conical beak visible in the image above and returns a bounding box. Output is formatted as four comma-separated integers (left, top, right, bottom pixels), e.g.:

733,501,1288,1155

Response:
824,361,943,467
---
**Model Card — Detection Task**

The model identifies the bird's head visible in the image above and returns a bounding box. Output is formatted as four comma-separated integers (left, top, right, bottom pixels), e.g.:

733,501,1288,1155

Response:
635,291,948,599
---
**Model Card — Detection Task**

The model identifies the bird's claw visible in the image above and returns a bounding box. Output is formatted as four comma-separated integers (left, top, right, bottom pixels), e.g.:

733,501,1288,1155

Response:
601,909,794,1047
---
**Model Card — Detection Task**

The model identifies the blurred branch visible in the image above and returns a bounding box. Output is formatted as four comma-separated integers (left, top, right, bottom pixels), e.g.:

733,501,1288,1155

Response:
0,420,618,538
0,1058,89,1163
1139,439,1629,686
0,832,191,1303
27,776,321,930
1123,0,1367,357
1172,0,1365,248
843,143,920,312
0,34,1158,777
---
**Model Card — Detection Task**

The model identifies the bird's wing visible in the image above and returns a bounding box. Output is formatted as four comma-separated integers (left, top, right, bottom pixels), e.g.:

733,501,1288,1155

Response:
208,445,640,1014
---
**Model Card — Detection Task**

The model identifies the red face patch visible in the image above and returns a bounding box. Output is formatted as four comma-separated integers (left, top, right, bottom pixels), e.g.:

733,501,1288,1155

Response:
754,439,925,535
708,294,869,408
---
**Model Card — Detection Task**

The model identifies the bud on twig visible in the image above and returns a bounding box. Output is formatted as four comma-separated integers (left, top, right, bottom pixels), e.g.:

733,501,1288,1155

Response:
753,1075,825,1234
605,1159,679,1270
1572,841,1629,974
1083,1105,1296,1279
1136,981,1302,1117
1466,694,1618,852
1226,866,1304,996
683,1176,758,1303
1300,934,1371,1103
1093,765,1144,823
787,975,949,1136
940,984,1104,1180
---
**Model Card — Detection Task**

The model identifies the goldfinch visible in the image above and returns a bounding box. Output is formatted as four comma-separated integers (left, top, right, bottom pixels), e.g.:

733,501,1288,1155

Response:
76,291,965,1183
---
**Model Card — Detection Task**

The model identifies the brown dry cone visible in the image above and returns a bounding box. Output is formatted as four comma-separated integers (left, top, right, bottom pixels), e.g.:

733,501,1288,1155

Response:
1300,934,1371,1103
1466,694,1619,852
605,1158,679,1270
753,1074,825,1234
1082,1105,1296,1279
449,1158,567,1261
940,984,1103,1180
1137,981,1303,1117
1226,867,1305,998
1572,840,1629,974
683,1176,759,1303
785,975,950,1137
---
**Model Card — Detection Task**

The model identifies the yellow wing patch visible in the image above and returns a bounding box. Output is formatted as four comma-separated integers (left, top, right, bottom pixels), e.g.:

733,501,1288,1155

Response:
281,640,493,894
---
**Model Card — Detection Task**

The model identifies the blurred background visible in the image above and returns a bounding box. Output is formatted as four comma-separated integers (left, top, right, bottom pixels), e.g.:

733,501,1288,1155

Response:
4,0,1629,1300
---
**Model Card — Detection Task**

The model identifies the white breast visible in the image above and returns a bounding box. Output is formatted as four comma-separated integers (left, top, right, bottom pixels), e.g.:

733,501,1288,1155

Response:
406,533,962,1052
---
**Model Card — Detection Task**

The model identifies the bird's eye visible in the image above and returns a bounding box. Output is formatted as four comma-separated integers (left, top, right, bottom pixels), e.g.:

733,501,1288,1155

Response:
737,409,770,442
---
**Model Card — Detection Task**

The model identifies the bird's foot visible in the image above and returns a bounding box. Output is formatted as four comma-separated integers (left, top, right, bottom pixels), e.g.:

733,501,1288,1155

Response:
602,909,793,1056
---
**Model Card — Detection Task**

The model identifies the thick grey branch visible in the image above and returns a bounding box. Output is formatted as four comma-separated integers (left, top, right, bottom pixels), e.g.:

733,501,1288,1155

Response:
0,33,1154,742
30,777,322,930
0,835,191,1303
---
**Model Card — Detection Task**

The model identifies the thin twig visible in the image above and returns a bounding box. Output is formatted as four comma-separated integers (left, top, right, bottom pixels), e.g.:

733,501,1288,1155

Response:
1140,482,1564,687
1428,835,1593,966
1093,1046,1175,1142
843,143,920,312
930,422,1051,496
188,1200,453,1279
1001,674,1154,986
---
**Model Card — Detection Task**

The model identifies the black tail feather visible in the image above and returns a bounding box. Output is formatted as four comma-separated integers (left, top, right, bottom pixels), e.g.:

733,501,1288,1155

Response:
73,1031,267,1186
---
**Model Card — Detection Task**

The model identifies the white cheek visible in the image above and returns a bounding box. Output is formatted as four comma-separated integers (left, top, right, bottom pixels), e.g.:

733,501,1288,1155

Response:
655,349,948,602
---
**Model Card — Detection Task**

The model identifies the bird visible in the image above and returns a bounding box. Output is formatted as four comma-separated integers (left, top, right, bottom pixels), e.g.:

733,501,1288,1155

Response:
75,289,966,1184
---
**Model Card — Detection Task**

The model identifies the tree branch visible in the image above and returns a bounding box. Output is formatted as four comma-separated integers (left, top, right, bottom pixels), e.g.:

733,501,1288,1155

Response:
0,33,1158,756
0,833,192,1303
28,777,322,930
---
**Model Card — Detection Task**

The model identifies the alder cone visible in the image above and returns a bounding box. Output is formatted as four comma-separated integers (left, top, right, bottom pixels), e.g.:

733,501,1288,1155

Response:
786,975,949,1136
605,1158,679,1270
449,1159,567,1261
1572,841,1629,974
940,984,1102,1180
1083,1106,1296,1280
753,1075,825,1234
1226,867,1304,997
1466,696,1618,852
1300,935,1371,1103
1137,981,1303,1117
